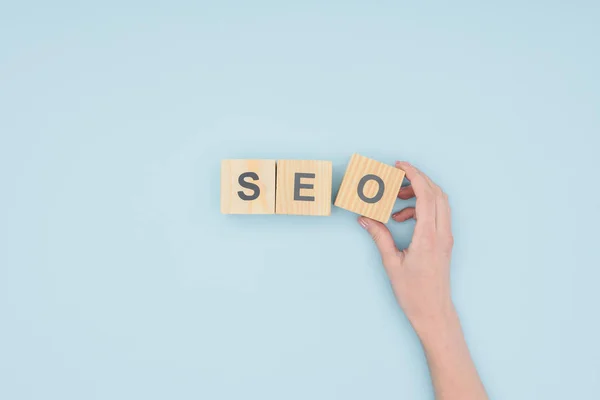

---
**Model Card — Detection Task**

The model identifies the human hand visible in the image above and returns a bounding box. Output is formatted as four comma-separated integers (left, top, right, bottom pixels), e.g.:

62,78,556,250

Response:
358,161,456,336
359,163,488,399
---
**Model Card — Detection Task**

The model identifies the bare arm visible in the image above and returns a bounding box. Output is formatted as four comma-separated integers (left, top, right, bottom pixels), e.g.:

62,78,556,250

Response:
358,161,487,400
415,305,486,400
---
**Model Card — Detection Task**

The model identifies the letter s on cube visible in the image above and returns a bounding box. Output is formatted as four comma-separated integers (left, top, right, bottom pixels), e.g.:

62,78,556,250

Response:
221,159,276,214
334,154,405,223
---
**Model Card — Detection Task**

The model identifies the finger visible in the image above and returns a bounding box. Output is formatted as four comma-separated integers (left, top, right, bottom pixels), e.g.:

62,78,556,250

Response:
395,162,436,232
392,207,416,222
397,161,438,190
418,167,437,190
358,216,399,263
400,162,452,238
397,185,415,200
398,162,451,236
436,191,453,236
395,161,435,200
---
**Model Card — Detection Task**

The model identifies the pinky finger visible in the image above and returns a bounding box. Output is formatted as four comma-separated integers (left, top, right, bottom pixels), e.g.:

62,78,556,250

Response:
392,207,416,222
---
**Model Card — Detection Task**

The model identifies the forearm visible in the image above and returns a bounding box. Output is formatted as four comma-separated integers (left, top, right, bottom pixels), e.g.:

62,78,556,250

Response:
412,306,488,400
360,161,487,399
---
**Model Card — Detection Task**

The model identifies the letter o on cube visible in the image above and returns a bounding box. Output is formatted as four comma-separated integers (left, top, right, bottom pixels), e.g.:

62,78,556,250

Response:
334,154,405,223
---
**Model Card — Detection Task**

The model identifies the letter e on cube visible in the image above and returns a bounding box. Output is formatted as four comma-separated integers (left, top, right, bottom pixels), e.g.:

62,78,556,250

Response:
275,160,333,216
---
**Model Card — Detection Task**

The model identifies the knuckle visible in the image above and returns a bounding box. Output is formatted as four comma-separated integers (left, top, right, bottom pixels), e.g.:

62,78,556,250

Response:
421,192,436,204
421,230,437,247
371,231,382,243
441,234,454,250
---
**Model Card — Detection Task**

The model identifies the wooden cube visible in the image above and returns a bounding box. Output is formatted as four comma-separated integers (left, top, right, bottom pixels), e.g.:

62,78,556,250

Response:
275,160,333,216
221,159,276,214
334,154,405,223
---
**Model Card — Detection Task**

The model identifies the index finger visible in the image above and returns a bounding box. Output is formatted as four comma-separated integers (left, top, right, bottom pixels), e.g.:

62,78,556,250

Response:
395,161,436,232
397,161,453,237
395,161,433,199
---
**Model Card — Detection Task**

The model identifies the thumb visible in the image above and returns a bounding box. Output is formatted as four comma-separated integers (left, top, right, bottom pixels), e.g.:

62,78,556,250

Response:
358,216,398,262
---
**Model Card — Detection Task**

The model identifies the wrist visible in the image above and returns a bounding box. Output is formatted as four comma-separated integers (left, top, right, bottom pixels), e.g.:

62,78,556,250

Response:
409,303,461,345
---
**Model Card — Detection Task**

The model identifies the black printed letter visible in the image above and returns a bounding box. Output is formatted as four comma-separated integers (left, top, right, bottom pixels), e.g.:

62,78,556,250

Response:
237,172,260,201
357,174,384,203
294,173,316,201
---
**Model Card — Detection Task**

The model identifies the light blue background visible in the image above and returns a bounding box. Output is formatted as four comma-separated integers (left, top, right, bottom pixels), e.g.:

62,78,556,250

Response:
1,1,599,399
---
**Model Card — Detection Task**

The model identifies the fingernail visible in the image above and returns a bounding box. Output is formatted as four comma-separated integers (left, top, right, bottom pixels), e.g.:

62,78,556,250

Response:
358,217,369,229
